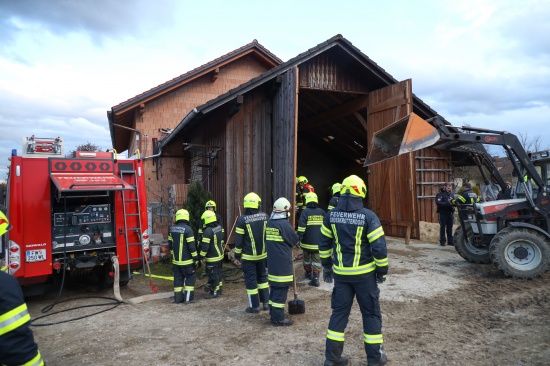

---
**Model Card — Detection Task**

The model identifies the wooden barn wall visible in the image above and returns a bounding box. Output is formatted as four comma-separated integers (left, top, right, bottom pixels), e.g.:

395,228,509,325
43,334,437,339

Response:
273,67,299,227
224,89,273,244
298,54,369,93
414,147,453,224
367,80,417,238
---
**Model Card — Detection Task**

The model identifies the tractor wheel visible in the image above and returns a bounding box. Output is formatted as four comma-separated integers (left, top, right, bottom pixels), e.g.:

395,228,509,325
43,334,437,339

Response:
453,227,491,264
489,227,550,279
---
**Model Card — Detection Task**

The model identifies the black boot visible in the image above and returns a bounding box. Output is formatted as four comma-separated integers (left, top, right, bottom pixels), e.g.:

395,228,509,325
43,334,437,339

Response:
366,345,387,366
245,306,261,313
304,267,312,280
262,303,269,311
183,291,195,304
174,291,184,304
325,339,349,366
271,318,293,326
309,271,320,287
205,291,218,299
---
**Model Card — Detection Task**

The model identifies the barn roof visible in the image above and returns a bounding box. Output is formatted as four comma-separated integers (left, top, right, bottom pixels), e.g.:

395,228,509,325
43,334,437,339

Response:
108,39,282,153
159,34,448,153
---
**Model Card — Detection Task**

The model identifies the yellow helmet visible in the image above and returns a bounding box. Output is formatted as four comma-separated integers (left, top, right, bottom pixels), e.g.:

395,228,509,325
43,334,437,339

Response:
201,210,217,226
273,197,291,212
331,182,342,195
297,176,308,184
243,192,261,209
305,192,318,204
205,200,216,210
175,209,190,222
341,175,367,198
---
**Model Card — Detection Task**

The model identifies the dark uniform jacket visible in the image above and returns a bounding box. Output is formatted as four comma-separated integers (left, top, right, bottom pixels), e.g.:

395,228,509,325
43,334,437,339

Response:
168,221,197,266
200,223,225,263
435,189,455,213
297,203,326,251
265,214,299,286
327,194,340,211
0,271,44,366
234,208,268,261
455,188,480,204
319,195,388,282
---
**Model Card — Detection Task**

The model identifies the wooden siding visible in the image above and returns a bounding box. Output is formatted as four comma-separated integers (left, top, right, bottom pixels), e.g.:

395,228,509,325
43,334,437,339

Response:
273,67,299,227
299,54,370,93
367,80,416,238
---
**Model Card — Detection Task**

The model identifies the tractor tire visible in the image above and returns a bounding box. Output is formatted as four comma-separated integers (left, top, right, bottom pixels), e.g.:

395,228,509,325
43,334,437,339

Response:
489,227,550,279
453,227,491,264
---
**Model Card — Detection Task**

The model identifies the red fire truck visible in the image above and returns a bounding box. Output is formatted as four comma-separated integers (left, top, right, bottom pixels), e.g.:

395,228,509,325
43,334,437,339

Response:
1,136,150,293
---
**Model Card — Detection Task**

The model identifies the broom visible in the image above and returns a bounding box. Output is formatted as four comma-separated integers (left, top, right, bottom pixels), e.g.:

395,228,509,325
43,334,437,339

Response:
143,247,159,293
288,248,305,314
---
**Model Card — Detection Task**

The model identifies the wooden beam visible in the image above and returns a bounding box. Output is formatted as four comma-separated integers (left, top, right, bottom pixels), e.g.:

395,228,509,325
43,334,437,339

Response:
300,94,369,131
353,112,368,133
211,67,220,82
227,94,244,117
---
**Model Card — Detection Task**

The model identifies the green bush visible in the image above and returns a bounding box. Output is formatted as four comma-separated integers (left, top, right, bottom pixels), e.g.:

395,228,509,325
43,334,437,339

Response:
182,180,212,237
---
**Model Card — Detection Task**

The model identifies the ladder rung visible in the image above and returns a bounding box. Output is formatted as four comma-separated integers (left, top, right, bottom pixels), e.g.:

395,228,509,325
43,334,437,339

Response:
125,213,139,216
124,199,138,202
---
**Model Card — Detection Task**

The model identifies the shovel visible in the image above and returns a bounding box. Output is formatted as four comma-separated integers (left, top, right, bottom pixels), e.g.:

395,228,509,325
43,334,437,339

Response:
143,248,159,293
288,255,305,314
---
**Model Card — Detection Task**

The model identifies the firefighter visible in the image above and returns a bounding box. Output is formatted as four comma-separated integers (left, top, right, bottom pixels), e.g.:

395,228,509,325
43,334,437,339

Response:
0,206,45,366
168,209,198,304
453,182,480,205
295,176,314,224
198,200,225,242
319,175,388,366
234,192,269,313
327,182,341,211
265,197,299,326
200,210,225,299
297,192,326,286
435,183,455,247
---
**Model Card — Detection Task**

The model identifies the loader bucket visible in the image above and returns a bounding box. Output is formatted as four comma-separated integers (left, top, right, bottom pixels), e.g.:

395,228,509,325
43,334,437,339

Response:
364,112,441,166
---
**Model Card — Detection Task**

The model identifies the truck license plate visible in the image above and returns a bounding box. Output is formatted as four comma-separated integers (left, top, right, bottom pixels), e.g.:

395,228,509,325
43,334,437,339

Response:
26,249,47,262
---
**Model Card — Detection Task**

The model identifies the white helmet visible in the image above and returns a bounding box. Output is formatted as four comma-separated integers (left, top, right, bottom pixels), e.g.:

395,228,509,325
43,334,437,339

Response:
273,197,291,212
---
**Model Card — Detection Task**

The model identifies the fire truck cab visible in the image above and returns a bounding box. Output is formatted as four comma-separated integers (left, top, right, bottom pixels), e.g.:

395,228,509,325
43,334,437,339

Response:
2,136,149,293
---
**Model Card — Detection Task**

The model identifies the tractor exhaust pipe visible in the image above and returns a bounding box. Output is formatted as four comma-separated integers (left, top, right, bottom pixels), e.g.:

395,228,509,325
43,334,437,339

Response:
363,113,441,166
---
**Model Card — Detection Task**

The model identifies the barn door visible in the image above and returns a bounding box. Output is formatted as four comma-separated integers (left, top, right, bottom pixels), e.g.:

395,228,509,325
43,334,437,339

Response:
272,67,299,225
366,79,416,238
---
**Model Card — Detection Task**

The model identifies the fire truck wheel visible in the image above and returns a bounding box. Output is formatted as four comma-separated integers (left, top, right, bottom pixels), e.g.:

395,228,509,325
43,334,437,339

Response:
489,227,550,279
453,227,491,264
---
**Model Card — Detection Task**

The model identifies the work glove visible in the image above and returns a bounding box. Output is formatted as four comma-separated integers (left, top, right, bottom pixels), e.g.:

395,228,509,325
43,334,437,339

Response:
375,272,387,284
323,265,333,283
194,258,201,268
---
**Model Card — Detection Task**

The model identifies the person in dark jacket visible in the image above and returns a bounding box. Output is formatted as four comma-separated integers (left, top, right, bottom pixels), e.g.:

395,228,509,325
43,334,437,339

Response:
497,181,513,199
297,192,326,286
319,175,388,366
435,183,455,246
168,209,198,303
265,197,299,326
197,200,225,243
234,192,269,313
327,182,341,211
0,205,45,366
453,182,480,205
200,210,225,299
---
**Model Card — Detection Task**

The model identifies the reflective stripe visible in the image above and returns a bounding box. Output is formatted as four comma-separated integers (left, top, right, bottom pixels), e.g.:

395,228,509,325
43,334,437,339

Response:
327,329,345,342
297,226,306,233
174,287,183,292
202,237,211,243
334,261,376,276
234,247,242,254
327,205,335,210
364,333,384,344
300,243,319,251
184,286,194,291
21,350,44,366
353,226,363,267
172,259,194,265
367,226,384,243
0,303,31,336
242,253,267,260
374,257,388,267
319,249,332,259
332,224,343,265
269,300,285,308
235,227,245,235
268,274,293,282
306,221,322,226
321,224,333,239
258,282,269,290
247,288,259,295
266,235,283,242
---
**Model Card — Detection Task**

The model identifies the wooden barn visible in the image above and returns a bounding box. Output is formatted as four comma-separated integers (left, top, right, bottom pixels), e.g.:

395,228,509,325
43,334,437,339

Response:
153,34,454,241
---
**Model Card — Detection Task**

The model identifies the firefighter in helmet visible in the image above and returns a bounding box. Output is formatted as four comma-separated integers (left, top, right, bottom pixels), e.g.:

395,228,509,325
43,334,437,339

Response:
327,182,341,211
0,205,45,366
168,209,198,304
265,197,299,326
198,200,225,241
200,210,225,299
295,176,314,225
297,192,326,286
234,192,270,313
319,175,388,366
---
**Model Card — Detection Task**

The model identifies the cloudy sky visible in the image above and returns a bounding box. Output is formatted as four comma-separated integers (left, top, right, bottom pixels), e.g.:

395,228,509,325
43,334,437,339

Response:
1,0,549,178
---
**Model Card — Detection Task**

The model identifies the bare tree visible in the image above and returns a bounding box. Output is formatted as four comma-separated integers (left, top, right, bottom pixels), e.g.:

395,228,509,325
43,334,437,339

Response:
67,142,101,157
518,131,543,153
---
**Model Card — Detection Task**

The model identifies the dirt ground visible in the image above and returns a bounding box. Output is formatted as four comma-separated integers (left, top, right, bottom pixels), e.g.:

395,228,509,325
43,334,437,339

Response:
26,233,550,366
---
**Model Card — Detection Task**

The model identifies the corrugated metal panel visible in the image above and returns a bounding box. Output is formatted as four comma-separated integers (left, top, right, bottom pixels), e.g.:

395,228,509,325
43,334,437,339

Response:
299,54,369,93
